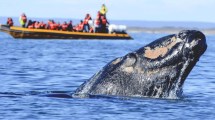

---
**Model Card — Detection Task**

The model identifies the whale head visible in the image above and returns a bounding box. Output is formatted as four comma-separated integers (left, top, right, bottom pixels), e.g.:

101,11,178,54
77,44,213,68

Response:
74,30,207,99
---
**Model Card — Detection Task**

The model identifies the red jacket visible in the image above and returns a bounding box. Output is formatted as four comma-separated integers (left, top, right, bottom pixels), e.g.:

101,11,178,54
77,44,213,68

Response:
62,24,68,31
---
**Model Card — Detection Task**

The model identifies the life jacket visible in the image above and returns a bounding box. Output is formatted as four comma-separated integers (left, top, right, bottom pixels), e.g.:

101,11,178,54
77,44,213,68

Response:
28,25,34,29
94,19,101,26
22,15,27,23
84,16,91,25
53,24,59,30
75,23,84,31
8,21,13,26
7,19,13,26
62,24,68,31
102,18,107,25
78,23,84,31
34,23,40,29
83,19,89,25
50,23,55,30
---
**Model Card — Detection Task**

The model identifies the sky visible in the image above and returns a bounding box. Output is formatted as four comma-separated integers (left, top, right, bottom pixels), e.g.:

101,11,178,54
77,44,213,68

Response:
0,0,214,23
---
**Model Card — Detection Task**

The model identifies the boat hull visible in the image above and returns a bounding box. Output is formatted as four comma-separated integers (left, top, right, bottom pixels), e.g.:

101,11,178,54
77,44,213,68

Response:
0,25,132,40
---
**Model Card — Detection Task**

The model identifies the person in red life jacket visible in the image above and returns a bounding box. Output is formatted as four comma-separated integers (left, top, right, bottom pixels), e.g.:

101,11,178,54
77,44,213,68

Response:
6,17,13,27
94,16,101,33
49,20,56,30
39,22,46,29
34,21,41,29
49,23,55,30
27,20,35,29
46,19,52,29
83,14,92,32
61,22,68,31
78,20,84,32
50,23,55,30
74,20,84,32
101,16,109,33
19,13,27,28
67,20,73,31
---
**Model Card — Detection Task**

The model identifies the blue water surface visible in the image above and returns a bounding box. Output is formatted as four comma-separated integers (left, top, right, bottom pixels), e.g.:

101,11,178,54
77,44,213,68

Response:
0,31,214,120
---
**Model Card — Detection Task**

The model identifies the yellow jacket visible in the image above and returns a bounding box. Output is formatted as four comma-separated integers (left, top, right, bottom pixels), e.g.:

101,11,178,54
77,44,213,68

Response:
100,6,108,15
19,17,25,25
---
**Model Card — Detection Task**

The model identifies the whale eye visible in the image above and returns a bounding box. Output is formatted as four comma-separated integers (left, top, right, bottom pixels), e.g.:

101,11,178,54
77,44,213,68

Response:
123,53,137,67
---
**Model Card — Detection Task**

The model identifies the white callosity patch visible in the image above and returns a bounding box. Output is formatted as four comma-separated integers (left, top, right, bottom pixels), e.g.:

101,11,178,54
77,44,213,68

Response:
123,67,134,73
122,54,136,73
144,37,182,59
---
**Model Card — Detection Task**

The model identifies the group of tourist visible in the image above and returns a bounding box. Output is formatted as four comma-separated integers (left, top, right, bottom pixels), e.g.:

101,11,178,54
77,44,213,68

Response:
6,4,109,33
27,19,74,31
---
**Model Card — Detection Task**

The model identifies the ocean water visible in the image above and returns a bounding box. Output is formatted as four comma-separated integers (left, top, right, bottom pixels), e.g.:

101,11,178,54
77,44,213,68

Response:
0,31,214,120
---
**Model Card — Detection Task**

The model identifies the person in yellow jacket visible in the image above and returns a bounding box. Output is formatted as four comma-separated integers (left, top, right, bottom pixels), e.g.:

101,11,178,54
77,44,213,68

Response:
100,4,108,17
19,13,27,28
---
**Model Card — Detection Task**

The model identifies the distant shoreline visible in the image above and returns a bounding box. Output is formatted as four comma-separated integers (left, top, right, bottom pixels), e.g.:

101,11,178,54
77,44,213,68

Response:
127,27,215,35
